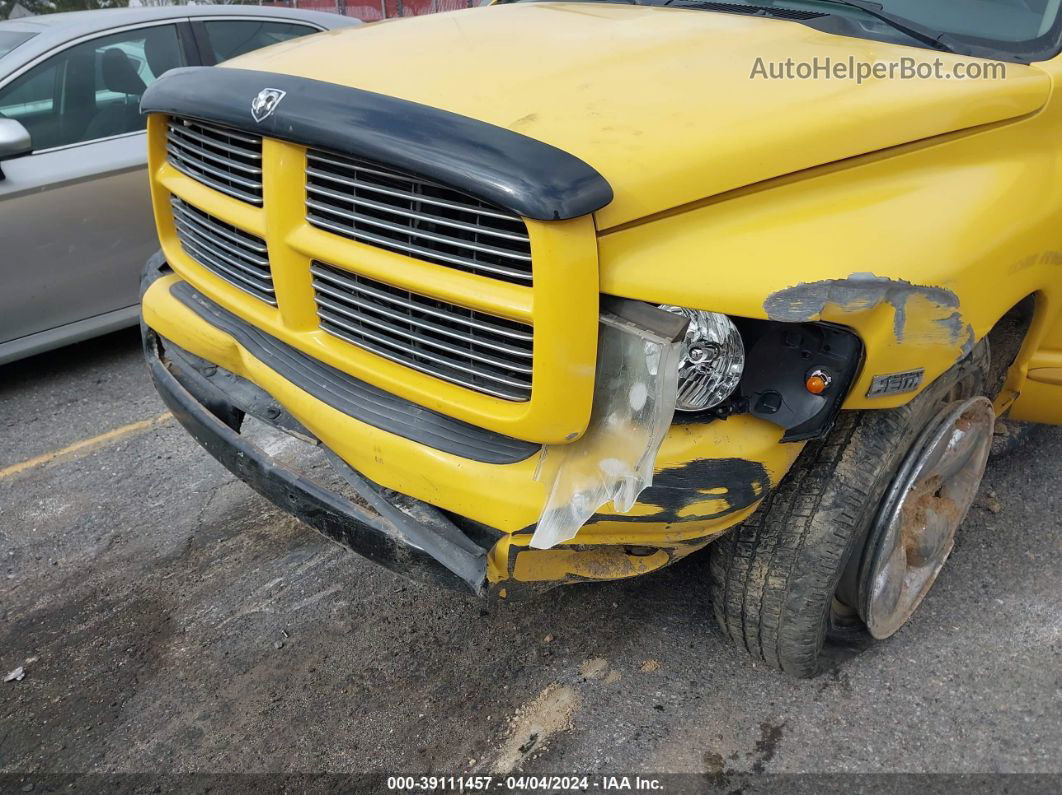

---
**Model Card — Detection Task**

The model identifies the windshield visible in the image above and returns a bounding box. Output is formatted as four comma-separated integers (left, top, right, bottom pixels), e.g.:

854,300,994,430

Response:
0,30,36,61
788,0,1061,50
498,0,1062,61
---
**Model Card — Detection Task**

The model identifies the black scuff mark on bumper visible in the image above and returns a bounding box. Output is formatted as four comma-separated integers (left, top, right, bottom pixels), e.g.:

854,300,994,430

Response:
588,458,771,524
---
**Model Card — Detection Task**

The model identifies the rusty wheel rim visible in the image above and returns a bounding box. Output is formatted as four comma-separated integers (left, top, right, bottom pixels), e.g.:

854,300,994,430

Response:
860,396,995,640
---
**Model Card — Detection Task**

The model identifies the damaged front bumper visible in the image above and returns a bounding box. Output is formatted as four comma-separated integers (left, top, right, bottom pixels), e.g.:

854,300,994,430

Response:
145,325,493,594
142,256,813,594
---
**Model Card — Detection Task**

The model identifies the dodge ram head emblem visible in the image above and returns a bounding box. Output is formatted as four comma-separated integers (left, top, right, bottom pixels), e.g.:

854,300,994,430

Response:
251,88,286,123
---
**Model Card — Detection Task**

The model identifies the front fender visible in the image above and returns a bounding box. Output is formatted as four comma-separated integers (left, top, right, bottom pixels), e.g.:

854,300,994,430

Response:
597,114,1062,409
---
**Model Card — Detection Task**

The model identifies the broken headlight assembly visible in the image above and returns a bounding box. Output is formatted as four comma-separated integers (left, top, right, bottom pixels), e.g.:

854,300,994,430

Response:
660,304,864,442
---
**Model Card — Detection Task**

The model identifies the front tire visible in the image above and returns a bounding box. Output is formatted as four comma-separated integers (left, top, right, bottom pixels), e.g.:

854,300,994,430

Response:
708,352,988,677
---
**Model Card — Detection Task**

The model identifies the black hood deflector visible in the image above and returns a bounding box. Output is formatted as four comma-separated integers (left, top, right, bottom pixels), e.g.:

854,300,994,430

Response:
142,66,613,222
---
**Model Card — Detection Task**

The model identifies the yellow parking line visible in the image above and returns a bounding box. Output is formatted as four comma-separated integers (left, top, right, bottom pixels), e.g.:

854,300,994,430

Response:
0,412,173,481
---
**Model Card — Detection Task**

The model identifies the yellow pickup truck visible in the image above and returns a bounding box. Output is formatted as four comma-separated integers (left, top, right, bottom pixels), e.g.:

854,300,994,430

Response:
138,0,1062,676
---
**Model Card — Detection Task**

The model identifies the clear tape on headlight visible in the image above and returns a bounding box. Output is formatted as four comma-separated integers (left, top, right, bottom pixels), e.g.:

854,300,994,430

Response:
529,312,683,550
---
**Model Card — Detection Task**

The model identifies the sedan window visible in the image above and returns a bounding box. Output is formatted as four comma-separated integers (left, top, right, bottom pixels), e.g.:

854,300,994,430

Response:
200,20,318,63
0,30,37,61
0,24,184,151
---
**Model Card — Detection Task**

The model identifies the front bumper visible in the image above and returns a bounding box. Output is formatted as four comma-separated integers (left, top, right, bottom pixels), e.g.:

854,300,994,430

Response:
142,256,807,592
145,324,492,594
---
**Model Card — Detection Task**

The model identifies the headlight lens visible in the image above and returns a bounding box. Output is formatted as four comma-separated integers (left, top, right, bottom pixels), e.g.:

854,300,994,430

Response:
659,306,745,411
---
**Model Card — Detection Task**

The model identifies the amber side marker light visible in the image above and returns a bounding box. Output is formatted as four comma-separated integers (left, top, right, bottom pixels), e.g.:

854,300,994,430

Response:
805,369,832,395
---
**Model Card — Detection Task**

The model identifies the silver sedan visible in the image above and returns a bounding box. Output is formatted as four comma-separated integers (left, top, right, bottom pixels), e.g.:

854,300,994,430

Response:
0,6,359,365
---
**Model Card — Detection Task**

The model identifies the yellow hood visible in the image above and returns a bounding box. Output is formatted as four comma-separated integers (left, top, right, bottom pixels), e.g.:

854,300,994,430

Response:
229,3,1051,228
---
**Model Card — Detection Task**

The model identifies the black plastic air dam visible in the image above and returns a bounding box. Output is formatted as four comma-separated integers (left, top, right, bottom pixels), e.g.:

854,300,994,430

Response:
141,67,614,221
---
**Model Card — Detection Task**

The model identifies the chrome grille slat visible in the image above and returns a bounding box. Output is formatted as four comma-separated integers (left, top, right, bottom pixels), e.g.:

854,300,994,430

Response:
311,266,533,342
171,197,274,305
179,237,275,299
308,215,533,284
167,118,263,205
311,262,533,401
168,153,263,205
306,198,532,262
308,152,513,207
305,166,516,221
173,219,272,286
314,286,533,359
167,135,262,176
177,230,272,293
320,323,529,401
168,122,262,156
318,313,533,386
308,151,418,182
305,150,533,285
171,201,267,255
168,282,541,464
167,146,263,191
306,180,530,243
172,220,269,275
315,295,533,374
177,119,260,146
171,200,269,265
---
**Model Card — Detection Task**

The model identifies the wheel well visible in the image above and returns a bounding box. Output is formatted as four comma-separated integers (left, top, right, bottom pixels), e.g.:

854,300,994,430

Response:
985,294,1037,400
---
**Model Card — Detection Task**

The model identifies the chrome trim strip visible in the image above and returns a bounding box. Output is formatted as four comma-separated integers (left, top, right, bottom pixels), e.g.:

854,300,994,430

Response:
168,122,262,155
179,237,277,305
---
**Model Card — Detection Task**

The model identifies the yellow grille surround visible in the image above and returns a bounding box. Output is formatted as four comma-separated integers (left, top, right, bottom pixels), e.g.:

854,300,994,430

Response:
146,114,601,444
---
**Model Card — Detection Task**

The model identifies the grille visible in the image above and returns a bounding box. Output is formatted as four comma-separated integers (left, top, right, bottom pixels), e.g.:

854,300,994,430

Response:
167,117,263,205
305,150,533,285
171,197,275,305
168,282,540,464
311,261,534,401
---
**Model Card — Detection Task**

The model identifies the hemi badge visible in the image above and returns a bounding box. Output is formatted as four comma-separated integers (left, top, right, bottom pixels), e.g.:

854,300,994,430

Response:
867,369,925,398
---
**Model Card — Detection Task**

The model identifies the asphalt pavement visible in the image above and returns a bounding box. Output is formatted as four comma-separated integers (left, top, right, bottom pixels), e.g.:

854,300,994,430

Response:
1,329,1059,787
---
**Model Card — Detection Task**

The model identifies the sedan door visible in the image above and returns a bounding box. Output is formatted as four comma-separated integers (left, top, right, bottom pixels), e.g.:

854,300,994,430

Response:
0,22,191,347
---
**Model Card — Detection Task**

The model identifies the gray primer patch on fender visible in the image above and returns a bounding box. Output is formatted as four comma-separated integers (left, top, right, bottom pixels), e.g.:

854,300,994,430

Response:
938,312,976,359
763,273,962,342
935,311,966,341
959,322,976,359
